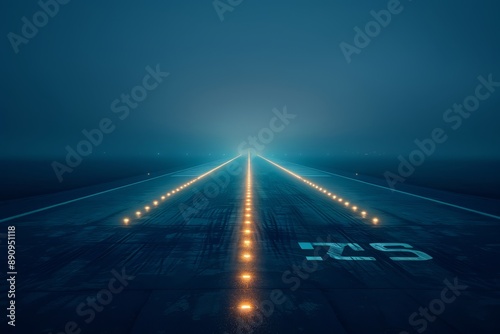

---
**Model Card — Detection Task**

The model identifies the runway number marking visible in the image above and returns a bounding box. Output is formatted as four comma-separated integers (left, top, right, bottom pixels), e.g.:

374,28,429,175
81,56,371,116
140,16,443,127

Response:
298,242,432,261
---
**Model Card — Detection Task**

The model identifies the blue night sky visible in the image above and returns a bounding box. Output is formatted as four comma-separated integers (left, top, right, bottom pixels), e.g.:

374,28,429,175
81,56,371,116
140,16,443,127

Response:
2,0,500,159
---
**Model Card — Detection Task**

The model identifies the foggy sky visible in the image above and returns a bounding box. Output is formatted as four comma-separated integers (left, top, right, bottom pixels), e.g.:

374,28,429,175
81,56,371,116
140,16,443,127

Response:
2,0,500,159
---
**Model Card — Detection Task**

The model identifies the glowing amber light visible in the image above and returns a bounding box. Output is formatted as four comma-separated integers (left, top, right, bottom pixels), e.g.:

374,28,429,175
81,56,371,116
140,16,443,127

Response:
145,206,150,211
239,303,252,311
244,229,251,234
123,218,130,224
243,240,251,246
242,253,251,259
352,206,358,211
345,202,349,206
153,201,158,206
161,196,165,200
361,211,367,216
241,274,252,280
372,218,379,224
245,220,251,224
136,211,141,216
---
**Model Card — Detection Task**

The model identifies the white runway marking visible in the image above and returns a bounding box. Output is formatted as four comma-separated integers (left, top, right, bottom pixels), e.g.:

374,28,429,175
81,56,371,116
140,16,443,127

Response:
0,158,235,223
279,160,500,221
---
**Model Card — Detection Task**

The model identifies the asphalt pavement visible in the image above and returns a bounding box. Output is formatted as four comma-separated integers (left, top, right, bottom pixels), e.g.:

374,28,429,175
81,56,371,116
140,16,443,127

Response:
1,155,499,333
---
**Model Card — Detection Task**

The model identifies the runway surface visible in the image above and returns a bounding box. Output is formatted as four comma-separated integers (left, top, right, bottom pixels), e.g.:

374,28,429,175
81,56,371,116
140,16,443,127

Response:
1,155,500,333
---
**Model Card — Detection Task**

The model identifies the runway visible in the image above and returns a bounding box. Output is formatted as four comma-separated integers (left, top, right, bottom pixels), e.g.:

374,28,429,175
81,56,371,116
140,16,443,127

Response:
2,154,500,333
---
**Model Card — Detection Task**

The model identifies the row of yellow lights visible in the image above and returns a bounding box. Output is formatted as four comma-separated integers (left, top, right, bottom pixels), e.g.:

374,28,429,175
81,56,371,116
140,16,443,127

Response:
239,152,255,312
122,155,241,224
258,155,380,225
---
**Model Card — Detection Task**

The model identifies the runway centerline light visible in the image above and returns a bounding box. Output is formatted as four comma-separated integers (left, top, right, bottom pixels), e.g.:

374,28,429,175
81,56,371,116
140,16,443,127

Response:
239,303,252,311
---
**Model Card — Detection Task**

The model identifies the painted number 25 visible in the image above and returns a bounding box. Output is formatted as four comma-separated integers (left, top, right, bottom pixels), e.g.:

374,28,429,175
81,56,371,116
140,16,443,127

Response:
298,242,432,261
